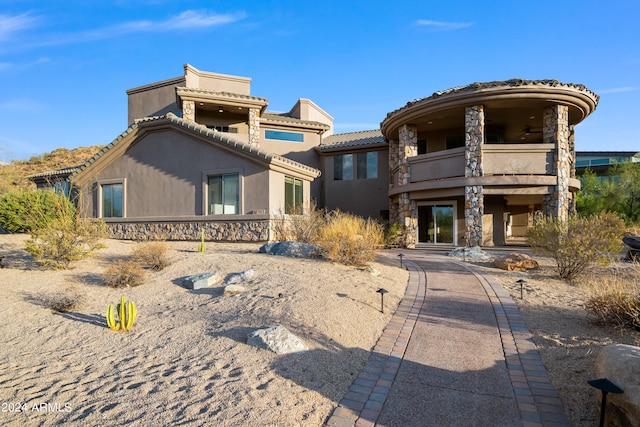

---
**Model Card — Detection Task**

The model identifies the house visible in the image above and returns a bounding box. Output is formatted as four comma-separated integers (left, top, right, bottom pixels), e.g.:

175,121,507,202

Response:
31,67,602,247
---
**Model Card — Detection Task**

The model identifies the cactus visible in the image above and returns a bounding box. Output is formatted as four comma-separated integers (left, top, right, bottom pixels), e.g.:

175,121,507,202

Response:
106,296,137,331
198,229,205,252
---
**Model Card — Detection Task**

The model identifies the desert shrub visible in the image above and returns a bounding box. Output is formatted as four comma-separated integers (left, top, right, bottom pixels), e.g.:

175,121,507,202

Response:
272,202,326,243
25,201,107,269
526,212,624,280
132,241,171,271
102,259,146,288
583,267,640,331
315,210,384,266
47,292,85,312
0,189,74,232
384,222,407,248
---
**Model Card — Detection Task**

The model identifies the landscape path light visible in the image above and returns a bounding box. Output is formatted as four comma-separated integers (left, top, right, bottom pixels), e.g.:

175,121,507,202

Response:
398,253,404,268
376,288,389,313
587,378,623,427
516,279,526,299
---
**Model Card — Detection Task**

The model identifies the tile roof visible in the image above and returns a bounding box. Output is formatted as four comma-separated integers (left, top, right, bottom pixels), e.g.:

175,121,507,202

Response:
261,112,331,130
318,129,385,151
385,79,600,120
28,167,81,180
71,113,321,179
176,86,268,104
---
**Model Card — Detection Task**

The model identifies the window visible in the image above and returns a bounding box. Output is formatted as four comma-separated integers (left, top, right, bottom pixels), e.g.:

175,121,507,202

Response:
284,176,303,213
102,183,123,218
446,135,465,150
333,154,353,180
417,139,428,155
207,125,237,133
265,130,304,142
208,174,239,215
357,152,378,179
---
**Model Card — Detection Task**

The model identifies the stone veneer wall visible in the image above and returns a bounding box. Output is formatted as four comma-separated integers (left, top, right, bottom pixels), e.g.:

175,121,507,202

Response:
249,108,260,146
183,100,195,121
464,105,484,246
388,138,400,225
543,104,571,221
107,220,271,241
398,125,418,247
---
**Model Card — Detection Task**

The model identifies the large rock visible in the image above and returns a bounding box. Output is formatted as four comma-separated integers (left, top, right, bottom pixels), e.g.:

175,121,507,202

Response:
448,246,491,260
225,269,254,285
494,253,539,271
595,344,640,427
259,241,320,258
183,272,220,290
247,325,308,355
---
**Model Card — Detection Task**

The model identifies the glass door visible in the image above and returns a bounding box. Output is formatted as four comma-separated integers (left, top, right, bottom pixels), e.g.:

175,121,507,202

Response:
418,204,455,244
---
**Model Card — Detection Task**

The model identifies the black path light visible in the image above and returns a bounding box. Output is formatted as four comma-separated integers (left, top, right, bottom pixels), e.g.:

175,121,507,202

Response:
516,279,526,299
398,253,404,268
587,378,624,427
376,288,389,313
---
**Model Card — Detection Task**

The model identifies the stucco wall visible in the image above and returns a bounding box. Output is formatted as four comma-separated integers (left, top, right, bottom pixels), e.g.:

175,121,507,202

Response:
83,129,271,218
127,78,184,125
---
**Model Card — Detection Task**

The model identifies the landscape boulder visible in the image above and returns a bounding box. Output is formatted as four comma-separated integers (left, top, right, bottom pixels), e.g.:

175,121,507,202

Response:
247,325,308,355
448,246,491,260
223,284,247,295
225,269,254,285
623,235,640,261
493,253,539,271
183,272,220,290
259,241,320,258
595,344,640,427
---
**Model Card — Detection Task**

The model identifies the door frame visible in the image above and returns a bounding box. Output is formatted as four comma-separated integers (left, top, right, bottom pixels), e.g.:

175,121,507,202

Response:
417,201,457,245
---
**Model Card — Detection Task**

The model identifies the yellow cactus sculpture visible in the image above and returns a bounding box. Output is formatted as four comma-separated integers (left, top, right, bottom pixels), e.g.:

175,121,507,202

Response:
106,296,137,331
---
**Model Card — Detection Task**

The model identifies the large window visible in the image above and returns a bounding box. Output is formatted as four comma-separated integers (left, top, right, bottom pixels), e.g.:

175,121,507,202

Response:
333,154,353,180
357,152,378,179
284,176,303,213
102,183,123,218
208,174,239,215
265,130,304,142
446,135,465,150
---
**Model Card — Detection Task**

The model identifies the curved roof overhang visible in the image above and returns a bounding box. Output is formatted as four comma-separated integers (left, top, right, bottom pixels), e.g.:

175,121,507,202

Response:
381,80,599,139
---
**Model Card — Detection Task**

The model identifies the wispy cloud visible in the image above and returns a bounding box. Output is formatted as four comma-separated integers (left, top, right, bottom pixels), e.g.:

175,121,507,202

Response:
0,12,39,40
415,19,473,30
0,57,50,72
0,98,46,112
597,87,637,94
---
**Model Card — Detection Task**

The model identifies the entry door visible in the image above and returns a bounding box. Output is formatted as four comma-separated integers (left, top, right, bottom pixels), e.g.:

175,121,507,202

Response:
418,205,454,244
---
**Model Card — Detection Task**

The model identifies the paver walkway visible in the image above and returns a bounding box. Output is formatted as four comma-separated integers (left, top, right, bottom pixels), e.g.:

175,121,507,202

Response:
326,251,571,427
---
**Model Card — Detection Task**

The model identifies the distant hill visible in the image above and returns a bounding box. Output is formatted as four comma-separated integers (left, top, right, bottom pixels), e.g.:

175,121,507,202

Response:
0,146,104,194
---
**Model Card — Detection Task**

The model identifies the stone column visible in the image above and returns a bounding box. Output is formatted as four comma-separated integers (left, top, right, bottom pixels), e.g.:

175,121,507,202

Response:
182,100,195,122
543,105,571,221
398,124,418,247
388,138,400,225
464,105,485,246
248,108,260,146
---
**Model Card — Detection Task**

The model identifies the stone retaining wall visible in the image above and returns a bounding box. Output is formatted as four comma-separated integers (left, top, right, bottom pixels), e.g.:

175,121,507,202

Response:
107,220,271,241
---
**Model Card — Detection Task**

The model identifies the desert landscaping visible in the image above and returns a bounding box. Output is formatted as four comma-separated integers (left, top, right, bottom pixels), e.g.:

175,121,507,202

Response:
1,234,639,426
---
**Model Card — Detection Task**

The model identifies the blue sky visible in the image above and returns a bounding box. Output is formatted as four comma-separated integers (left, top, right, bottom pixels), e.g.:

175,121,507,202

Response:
1,0,638,161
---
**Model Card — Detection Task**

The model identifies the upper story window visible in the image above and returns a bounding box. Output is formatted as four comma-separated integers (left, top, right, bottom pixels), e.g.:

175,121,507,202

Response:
102,183,123,218
357,152,378,179
208,174,239,215
417,139,427,155
334,154,353,180
446,135,465,150
207,125,237,133
265,130,304,142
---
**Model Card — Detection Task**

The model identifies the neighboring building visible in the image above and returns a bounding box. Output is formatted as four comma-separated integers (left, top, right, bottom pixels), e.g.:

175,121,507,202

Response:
32,68,606,247
575,151,640,176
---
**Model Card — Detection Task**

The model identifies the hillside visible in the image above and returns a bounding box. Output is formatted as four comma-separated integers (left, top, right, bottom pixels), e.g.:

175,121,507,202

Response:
0,146,104,194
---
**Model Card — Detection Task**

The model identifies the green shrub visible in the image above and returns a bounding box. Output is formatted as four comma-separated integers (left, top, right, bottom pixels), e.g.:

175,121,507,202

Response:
384,222,407,248
583,267,640,331
25,202,107,269
0,190,74,233
102,260,146,288
132,241,171,271
526,212,624,280
316,210,384,266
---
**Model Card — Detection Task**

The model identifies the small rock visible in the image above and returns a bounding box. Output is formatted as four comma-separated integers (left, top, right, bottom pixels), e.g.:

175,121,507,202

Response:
226,269,254,285
224,284,247,295
183,272,220,290
247,325,308,355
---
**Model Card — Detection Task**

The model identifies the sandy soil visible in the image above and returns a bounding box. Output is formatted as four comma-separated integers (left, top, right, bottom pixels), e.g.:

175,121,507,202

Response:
0,235,407,427
2,235,639,426
469,252,640,426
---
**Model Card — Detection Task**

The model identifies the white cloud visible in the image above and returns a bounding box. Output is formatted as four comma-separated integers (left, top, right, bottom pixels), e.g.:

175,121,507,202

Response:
415,19,473,30
597,87,637,94
0,12,39,40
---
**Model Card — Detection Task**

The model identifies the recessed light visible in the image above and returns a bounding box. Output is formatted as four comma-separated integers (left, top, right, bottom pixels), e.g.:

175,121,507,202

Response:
529,115,535,120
